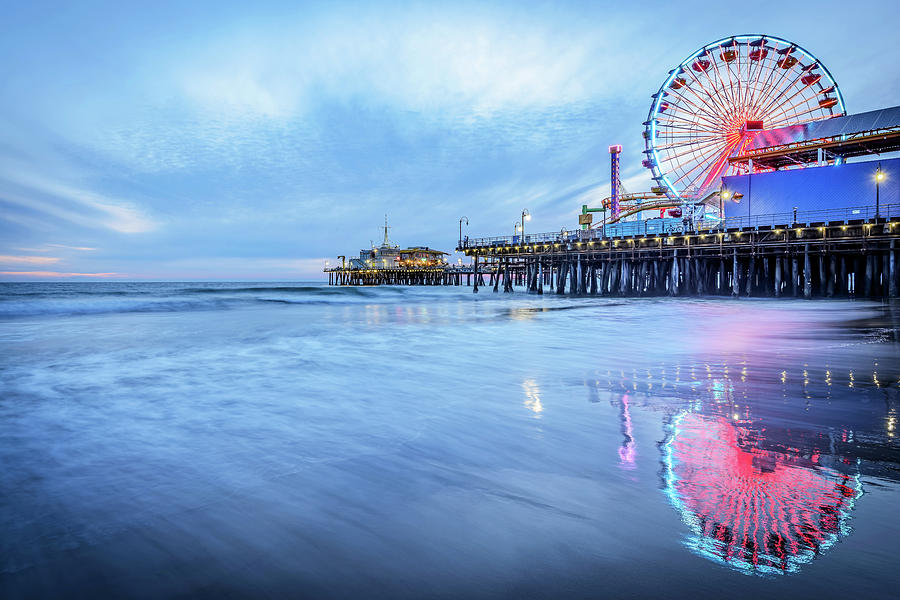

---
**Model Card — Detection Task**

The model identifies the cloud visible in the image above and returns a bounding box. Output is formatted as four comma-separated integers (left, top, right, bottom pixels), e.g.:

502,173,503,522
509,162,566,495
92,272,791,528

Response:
0,166,157,234
0,255,60,265
128,257,329,280
569,170,656,211
176,13,613,121
0,271,123,278
87,11,634,178
13,245,96,252
46,244,97,251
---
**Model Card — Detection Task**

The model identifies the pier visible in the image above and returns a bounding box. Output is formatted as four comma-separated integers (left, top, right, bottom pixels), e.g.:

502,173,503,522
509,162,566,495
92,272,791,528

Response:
325,216,487,286
325,264,485,286
458,205,900,298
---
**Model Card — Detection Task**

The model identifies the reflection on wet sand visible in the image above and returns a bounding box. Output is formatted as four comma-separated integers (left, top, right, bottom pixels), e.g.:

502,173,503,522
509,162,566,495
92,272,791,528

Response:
589,357,899,577
661,412,861,575
618,394,636,470
522,378,543,416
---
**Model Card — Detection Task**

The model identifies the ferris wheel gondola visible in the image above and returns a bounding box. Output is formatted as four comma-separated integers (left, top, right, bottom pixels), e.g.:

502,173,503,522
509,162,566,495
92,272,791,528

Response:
643,34,846,202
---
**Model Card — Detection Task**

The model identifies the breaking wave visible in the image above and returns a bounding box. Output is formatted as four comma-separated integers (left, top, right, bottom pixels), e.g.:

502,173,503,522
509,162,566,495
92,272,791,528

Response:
0,283,407,318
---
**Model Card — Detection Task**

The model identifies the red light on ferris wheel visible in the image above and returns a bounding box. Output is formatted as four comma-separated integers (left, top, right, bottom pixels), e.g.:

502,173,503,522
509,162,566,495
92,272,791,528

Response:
744,120,765,132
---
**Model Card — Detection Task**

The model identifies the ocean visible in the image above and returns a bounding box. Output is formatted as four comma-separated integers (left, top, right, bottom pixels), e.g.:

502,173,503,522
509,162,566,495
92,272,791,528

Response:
1,282,899,598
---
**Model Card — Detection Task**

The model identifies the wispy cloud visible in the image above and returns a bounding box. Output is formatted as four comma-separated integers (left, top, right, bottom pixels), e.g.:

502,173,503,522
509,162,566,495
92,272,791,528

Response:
176,13,617,120
86,10,638,176
13,244,97,252
124,257,329,280
0,271,124,278
0,167,157,234
0,255,60,265
47,244,97,251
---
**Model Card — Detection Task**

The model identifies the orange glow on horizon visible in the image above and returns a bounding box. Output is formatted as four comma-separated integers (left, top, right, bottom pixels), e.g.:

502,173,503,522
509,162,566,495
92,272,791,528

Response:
0,271,125,278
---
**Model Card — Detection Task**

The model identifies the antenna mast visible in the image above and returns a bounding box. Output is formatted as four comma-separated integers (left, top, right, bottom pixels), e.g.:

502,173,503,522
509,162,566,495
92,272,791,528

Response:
381,214,392,247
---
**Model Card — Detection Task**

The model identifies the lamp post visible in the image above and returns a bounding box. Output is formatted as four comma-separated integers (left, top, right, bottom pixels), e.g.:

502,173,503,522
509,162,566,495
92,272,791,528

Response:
514,222,521,244
521,209,531,242
719,188,731,231
459,216,469,247
747,173,752,227
876,164,885,219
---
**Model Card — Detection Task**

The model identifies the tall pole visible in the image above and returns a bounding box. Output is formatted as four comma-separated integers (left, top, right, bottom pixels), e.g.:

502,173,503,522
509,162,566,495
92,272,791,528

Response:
747,173,752,227
609,145,622,219
876,164,882,219
747,158,753,228
459,216,468,247
720,192,724,230
382,214,391,246
521,209,530,242
719,187,730,231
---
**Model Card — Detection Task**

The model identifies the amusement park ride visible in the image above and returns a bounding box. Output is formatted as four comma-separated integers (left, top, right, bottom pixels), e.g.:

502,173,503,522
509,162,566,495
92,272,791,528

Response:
582,34,845,231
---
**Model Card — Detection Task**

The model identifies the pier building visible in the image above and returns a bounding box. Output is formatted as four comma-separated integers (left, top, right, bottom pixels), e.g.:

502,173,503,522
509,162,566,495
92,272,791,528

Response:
352,245,448,270
326,217,470,286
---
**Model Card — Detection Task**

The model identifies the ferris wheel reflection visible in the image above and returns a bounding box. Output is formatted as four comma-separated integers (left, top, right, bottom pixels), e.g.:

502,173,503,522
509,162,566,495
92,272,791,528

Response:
660,409,861,575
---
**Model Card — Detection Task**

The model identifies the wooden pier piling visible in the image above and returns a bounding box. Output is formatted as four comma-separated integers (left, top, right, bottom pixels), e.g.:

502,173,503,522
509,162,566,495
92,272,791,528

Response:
452,216,900,299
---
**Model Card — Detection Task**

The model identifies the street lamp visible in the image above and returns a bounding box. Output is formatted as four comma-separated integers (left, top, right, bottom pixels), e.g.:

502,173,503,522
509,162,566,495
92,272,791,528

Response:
876,164,885,219
521,209,531,241
719,188,731,230
459,216,469,247
514,222,521,243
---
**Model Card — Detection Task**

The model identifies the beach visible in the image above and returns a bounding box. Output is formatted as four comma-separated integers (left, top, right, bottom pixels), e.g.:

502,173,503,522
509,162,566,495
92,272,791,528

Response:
1,282,899,598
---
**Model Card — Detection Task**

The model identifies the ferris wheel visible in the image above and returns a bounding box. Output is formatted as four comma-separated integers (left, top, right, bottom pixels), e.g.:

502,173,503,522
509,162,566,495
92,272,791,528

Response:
643,34,846,201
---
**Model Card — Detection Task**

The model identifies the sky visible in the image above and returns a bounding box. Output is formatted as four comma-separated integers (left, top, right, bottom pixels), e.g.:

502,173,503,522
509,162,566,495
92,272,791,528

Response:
1,0,898,280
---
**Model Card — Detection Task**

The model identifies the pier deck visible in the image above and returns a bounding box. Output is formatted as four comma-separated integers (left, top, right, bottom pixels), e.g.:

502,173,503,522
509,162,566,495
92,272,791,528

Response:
325,264,488,286
458,204,900,298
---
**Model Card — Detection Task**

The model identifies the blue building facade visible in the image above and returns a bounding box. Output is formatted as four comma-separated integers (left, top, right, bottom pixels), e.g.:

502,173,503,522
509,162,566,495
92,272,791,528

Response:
721,157,900,219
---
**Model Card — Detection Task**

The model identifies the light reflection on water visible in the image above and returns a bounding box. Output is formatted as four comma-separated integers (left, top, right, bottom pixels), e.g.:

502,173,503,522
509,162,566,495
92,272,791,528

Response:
589,352,898,578
662,411,861,576
617,394,636,470
522,378,543,416
1,283,899,598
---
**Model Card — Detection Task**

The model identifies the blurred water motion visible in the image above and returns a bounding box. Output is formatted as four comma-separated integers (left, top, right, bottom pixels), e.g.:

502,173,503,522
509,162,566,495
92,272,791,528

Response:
1,282,899,598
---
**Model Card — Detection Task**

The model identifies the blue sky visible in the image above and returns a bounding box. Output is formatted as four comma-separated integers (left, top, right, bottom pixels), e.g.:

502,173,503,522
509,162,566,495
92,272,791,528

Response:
1,0,898,280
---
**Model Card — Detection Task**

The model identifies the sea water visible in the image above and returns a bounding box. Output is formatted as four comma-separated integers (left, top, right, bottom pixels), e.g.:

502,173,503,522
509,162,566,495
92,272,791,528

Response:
1,282,898,598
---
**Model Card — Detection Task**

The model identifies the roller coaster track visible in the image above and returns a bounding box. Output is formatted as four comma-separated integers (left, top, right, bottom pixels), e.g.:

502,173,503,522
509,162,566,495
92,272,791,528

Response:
588,191,720,227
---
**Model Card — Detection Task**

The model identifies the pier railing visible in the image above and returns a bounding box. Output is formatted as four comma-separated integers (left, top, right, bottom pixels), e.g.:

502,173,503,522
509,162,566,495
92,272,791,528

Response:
324,264,480,273
461,203,900,247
